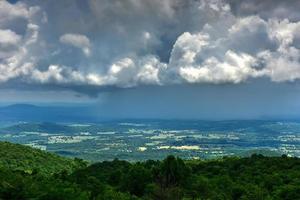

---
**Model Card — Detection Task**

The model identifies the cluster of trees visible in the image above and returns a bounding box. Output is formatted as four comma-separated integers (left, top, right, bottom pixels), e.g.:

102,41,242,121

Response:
0,142,300,199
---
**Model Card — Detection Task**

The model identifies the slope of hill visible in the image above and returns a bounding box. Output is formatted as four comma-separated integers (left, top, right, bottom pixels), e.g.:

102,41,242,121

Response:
0,141,86,175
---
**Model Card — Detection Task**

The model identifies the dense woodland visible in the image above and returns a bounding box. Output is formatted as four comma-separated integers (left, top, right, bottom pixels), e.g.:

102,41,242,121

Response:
0,141,300,200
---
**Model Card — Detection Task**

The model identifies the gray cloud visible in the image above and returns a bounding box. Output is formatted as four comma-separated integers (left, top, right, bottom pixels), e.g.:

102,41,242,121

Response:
228,0,300,21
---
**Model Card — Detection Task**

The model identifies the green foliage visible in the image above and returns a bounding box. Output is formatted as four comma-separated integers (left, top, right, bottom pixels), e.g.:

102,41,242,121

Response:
0,141,86,175
1,142,300,199
121,164,152,197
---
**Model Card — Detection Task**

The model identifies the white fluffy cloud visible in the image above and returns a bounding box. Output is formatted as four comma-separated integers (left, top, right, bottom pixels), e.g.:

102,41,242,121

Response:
162,13,300,84
31,56,165,88
0,23,38,83
0,29,21,45
60,33,91,56
178,50,258,84
0,1,40,83
104,56,165,87
0,29,22,59
0,1,30,24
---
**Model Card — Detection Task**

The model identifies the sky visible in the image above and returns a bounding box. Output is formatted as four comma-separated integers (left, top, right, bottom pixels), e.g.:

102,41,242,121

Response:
1,0,300,119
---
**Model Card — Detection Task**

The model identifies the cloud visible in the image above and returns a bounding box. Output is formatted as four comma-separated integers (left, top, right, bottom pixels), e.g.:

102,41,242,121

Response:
0,29,22,45
257,19,300,82
162,12,300,84
1,0,300,95
59,33,91,56
0,29,22,59
29,55,165,88
104,56,166,87
0,2,40,83
0,1,30,24
164,28,260,84
228,0,300,21
0,25,37,83
178,50,258,84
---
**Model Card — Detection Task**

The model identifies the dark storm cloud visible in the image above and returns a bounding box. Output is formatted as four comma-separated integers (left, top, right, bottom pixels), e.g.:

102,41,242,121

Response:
229,0,300,21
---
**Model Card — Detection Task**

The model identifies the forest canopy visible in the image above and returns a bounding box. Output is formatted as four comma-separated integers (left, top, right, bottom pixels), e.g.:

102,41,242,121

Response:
0,141,300,200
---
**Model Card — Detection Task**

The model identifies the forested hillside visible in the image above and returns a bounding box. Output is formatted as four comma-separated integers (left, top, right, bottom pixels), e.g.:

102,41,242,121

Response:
0,141,300,200
0,141,86,175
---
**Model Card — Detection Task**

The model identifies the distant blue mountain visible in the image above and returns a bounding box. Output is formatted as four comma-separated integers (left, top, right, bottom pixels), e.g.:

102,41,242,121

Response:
1,122,72,134
0,104,97,122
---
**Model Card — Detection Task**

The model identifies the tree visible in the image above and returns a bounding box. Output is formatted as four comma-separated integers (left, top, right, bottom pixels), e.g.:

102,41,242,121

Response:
122,164,151,197
159,156,191,188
